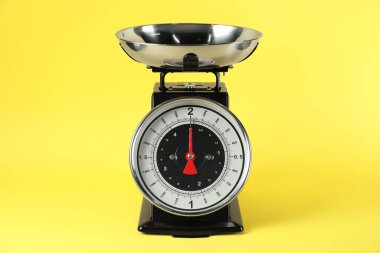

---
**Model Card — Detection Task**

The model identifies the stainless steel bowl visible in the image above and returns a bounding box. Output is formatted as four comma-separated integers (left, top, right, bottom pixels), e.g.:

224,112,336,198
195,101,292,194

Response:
116,23,262,69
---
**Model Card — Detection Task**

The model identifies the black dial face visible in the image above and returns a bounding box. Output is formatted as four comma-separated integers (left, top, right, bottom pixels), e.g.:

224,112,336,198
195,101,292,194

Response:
156,123,225,191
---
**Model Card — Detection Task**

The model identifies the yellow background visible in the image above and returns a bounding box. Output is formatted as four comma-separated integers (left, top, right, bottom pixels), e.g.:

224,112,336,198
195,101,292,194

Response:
1,0,379,252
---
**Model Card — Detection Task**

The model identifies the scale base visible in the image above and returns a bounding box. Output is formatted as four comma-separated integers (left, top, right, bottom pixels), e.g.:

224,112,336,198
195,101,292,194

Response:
137,198,243,237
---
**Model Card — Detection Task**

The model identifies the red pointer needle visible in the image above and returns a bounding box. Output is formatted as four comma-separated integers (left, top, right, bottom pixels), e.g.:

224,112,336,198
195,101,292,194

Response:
183,116,198,175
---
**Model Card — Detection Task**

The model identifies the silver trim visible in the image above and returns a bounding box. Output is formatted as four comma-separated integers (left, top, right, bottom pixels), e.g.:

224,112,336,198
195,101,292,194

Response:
130,97,251,216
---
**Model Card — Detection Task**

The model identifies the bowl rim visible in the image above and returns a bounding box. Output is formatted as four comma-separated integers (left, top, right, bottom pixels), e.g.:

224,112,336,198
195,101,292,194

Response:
115,23,262,46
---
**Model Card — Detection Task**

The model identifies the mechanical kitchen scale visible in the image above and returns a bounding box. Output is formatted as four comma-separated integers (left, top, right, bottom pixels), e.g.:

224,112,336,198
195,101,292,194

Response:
116,23,262,237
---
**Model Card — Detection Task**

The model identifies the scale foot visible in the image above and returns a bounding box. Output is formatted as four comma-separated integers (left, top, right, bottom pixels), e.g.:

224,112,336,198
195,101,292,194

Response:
137,198,244,237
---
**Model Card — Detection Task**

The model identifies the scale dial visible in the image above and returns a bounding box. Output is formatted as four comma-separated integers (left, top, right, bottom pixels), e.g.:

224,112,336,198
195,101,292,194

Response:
130,98,251,216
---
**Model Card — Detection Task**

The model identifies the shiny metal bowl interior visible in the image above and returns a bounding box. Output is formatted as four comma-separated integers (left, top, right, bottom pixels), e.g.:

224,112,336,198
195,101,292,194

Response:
116,23,262,69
